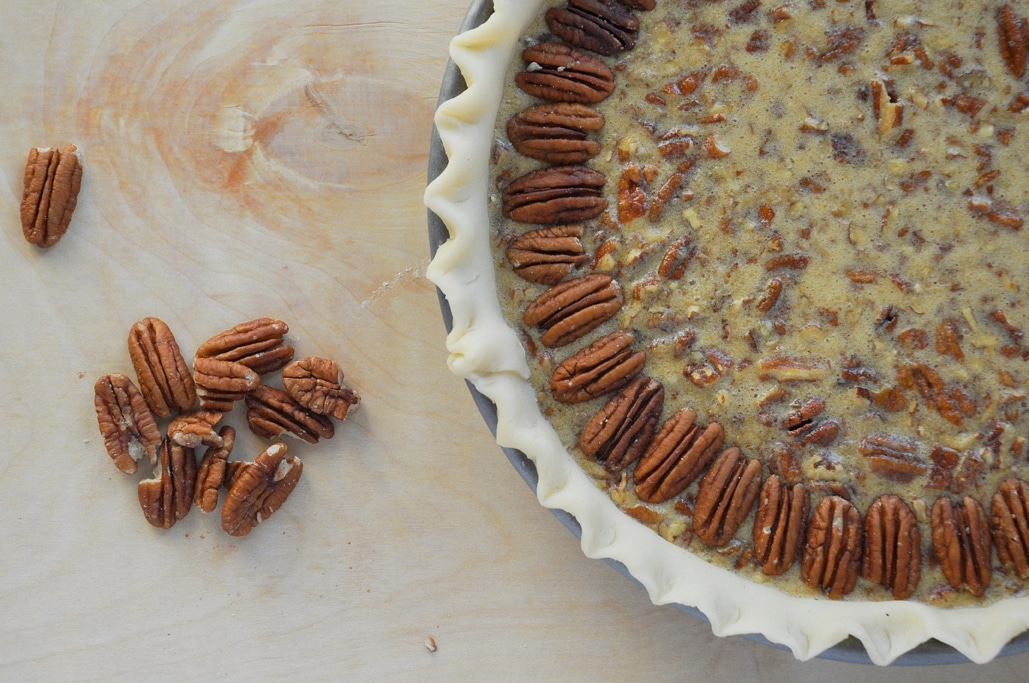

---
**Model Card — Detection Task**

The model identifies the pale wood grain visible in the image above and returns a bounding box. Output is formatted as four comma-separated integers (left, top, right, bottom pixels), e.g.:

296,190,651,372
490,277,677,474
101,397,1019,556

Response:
1,1,1028,680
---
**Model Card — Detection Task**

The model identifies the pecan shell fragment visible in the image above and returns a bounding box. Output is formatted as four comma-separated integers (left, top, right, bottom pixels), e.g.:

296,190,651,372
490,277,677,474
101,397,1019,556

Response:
94,373,162,475
931,495,992,597
282,357,360,421
138,438,197,529
502,165,608,225
692,448,762,547
634,410,724,503
128,317,197,418
546,0,639,56
550,331,646,403
506,224,591,285
507,103,605,165
580,376,664,471
21,143,82,248
862,494,921,599
515,43,616,104
245,384,335,444
991,478,1029,579
523,273,623,347
221,442,302,537
753,476,810,576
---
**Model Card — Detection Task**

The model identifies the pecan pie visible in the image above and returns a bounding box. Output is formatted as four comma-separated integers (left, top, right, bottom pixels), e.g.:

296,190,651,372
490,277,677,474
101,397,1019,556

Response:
427,0,1029,664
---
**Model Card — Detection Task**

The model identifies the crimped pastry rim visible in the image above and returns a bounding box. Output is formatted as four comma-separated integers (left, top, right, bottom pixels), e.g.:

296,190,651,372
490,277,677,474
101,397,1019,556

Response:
424,0,1029,665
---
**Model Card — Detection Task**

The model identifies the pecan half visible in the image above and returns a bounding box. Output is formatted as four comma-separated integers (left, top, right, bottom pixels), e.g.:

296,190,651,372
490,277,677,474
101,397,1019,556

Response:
245,384,334,444
859,432,927,483
127,317,196,418
221,442,302,537
801,496,863,599
195,318,294,376
693,448,762,547
194,426,235,514
617,0,655,9
523,274,623,347
932,495,992,597
138,438,196,529
507,103,605,165
998,5,1028,78
753,475,810,576
281,357,360,421
193,356,261,412
634,410,724,503
550,331,646,403
545,0,639,56
862,494,921,599
580,376,664,471
94,373,162,475
515,43,616,104
991,478,1029,579
501,165,608,225
168,410,224,448
506,224,591,285
20,143,82,248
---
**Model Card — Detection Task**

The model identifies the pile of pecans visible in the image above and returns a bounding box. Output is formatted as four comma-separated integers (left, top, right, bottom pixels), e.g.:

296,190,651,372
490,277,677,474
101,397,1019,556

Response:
93,316,360,536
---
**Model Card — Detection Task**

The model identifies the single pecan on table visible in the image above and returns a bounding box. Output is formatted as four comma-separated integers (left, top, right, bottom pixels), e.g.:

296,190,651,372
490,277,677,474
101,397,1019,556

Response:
221,442,303,537
195,317,295,375
801,495,863,599
507,103,605,165
515,43,616,104
168,410,224,449
281,357,361,421
932,495,992,597
752,475,809,576
20,143,82,248
862,494,921,599
195,426,235,514
579,376,664,471
549,331,646,403
127,317,197,418
634,409,724,504
522,273,623,348
245,384,334,444
992,478,1029,579
506,224,591,285
94,373,162,475
692,447,762,547
138,438,196,529
546,0,639,56
192,356,261,412
501,165,608,225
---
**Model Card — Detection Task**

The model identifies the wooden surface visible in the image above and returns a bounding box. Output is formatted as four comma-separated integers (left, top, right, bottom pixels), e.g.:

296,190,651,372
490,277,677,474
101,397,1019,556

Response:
2,1,1029,680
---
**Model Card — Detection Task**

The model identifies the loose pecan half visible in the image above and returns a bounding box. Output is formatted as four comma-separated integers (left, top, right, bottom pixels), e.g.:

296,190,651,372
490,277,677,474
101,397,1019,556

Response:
281,357,360,421
193,356,261,412
862,494,921,599
634,410,724,503
20,143,82,248
545,0,639,56
523,274,623,347
168,410,224,449
801,495,863,599
580,376,664,471
693,448,762,547
194,426,235,514
998,5,1028,78
138,438,196,529
221,442,302,537
753,475,809,576
991,478,1029,579
94,373,162,475
245,384,334,444
550,331,646,403
195,318,294,375
932,495,992,597
515,43,616,104
507,103,605,165
127,317,196,418
859,432,927,483
501,165,608,225
506,224,591,285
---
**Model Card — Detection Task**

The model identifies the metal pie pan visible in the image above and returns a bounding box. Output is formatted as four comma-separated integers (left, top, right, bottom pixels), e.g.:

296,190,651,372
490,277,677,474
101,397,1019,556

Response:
426,0,1029,666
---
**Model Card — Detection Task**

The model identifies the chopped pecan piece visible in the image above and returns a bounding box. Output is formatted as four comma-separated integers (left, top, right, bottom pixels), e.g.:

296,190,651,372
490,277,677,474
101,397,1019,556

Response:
580,376,664,471
194,426,235,514
634,410,724,503
506,224,590,285
20,143,82,248
94,373,162,475
507,103,605,165
992,478,1029,579
138,438,196,529
755,278,783,313
523,273,624,347
862,494,921,599
818,25,865,63
245,385,334,444
501,165,608,225
753,476,809,576
195,318,294,376
657,235,696,280
127,317,197,418
870,77,903,136
859,432,927,483
693,448,762,547
998,4,1028,78
801,496,863,599
932,495,992,597
281,357,360,421
935,318,965,360
617,0,655,9
515,43,616,104
168,410,224,448
221,442,302,537
757,356,830,382
550,331,646,403
546,0,639,56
